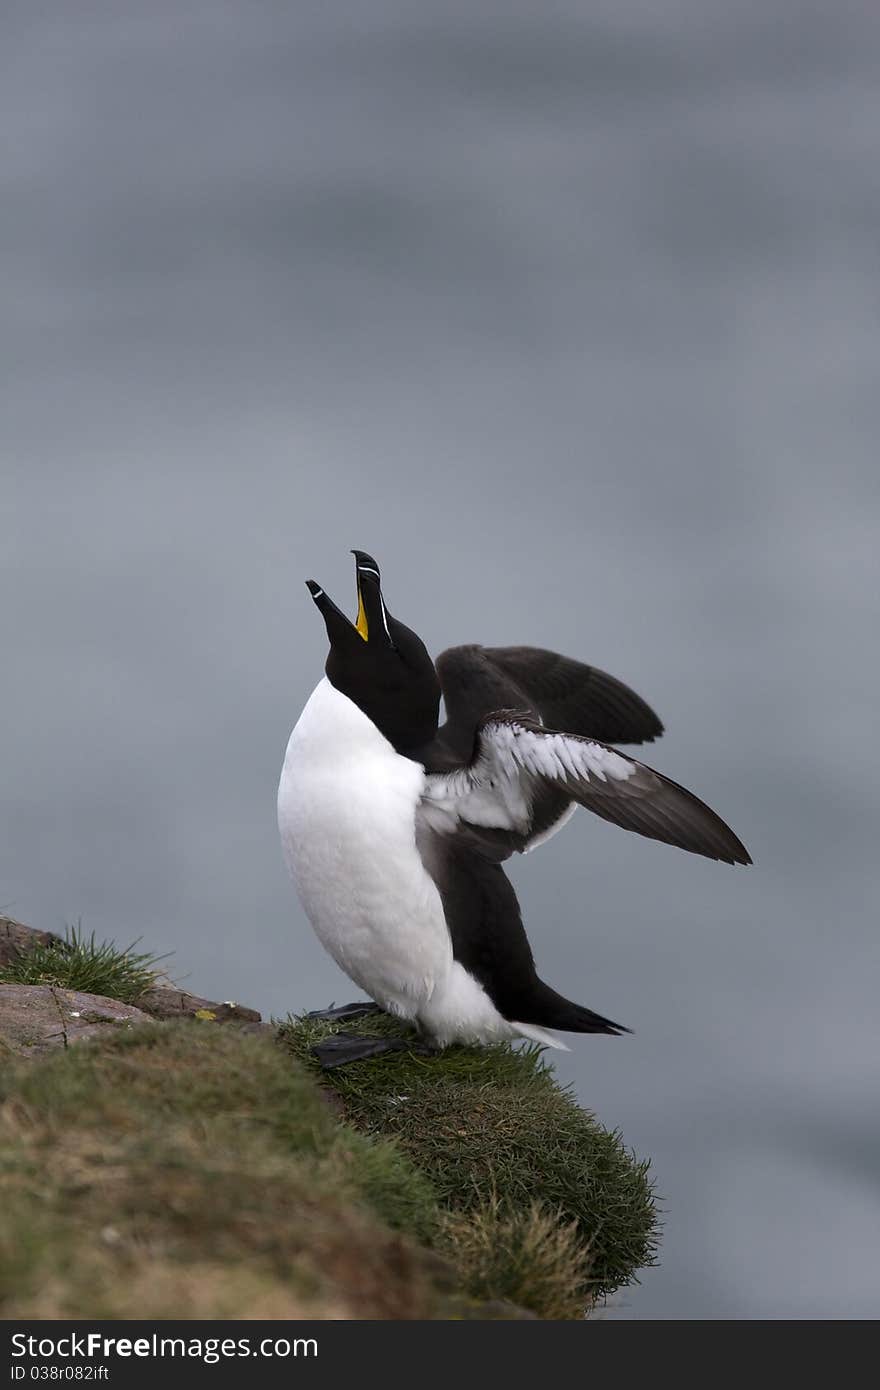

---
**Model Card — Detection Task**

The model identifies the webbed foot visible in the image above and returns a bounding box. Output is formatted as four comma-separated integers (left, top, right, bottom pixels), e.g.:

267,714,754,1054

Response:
311,1034,434,1070
306,1000,384,1023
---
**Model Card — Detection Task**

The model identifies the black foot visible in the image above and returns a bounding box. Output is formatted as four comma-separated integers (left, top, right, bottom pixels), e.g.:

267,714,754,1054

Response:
311,1034,433,1070
306,1000,384,1023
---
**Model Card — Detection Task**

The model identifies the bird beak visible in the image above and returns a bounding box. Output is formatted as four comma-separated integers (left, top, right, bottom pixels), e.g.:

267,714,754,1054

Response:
304,579,355,642
305,552,393,648
351,550,392,645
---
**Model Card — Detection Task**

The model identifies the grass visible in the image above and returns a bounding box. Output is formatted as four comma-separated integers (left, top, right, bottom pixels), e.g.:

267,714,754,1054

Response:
0,937,659,1317
282,1010,659,1304
441,1194,592,1321
0,1023,474,1320
0,923,162,1003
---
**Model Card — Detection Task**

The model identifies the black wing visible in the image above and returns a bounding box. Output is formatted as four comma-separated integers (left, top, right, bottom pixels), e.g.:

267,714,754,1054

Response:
435,644,663,762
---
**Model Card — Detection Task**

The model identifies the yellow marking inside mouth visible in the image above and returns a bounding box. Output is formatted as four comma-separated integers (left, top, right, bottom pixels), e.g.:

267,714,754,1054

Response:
355,581,369,641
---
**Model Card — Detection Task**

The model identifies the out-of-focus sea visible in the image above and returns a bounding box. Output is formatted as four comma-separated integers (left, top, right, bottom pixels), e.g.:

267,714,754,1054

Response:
3,1,879,1317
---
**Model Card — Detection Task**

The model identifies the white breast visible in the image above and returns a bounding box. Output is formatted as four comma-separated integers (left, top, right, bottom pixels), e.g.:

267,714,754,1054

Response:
277,678,453,1016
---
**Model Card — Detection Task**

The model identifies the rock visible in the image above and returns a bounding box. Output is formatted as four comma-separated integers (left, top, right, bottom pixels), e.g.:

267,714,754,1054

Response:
0,917,263,1041
0,917,62,967
0,983,154,1057
134,982,261,1025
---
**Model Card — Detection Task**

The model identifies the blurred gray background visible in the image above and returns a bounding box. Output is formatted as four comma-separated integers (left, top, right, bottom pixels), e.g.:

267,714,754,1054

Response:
3,0,878,1318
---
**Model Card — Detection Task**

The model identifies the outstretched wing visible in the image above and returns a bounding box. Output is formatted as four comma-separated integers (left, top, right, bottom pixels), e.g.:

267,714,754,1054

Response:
420,711,751,867
435,645,663,762
477,646,664,744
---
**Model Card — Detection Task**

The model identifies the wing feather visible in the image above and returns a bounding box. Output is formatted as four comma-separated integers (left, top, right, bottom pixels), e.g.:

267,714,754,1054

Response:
421,711,751,867
436,644,664,753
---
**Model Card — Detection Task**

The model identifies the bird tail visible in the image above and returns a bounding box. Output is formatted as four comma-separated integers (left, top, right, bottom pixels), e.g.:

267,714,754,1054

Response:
511,1021,571,1050
512,980,631,1038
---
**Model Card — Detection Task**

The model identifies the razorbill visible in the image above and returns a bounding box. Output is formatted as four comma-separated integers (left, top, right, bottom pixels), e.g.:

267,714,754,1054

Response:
278,551,750,1067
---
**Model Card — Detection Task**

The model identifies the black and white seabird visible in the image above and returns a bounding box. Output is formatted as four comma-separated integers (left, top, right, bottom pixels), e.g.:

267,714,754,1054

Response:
278,551,751,1066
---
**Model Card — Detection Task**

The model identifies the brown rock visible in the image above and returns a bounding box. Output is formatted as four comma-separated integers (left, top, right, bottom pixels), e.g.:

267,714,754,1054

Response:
0,983,154,1057
0,917,62,967
134,982,261,1025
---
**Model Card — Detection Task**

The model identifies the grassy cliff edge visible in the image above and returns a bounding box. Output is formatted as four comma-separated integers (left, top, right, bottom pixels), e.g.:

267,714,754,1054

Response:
0,928,658,1319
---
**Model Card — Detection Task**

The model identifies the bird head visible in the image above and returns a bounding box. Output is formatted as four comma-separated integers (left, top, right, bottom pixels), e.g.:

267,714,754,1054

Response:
305,551,441,756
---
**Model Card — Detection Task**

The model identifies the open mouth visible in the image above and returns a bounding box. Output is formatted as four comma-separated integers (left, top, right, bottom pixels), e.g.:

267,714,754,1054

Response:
306,550,389,644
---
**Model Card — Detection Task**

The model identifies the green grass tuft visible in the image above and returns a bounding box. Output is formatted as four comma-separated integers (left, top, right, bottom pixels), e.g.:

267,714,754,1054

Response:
441,1193,592,1320
0,922,162,1003
281,1010,659,1303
